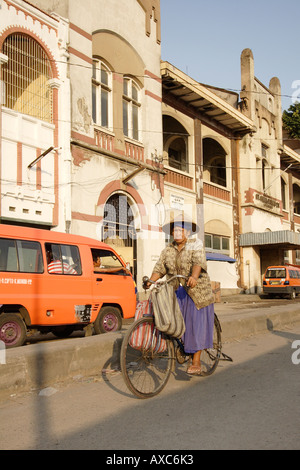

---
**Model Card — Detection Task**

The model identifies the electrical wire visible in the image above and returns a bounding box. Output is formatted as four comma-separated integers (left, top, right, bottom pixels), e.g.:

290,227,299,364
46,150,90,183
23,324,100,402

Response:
1,43,297,102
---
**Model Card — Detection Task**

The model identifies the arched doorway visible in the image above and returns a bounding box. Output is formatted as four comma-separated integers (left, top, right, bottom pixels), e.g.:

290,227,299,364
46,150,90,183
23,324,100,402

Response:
101,193,137,280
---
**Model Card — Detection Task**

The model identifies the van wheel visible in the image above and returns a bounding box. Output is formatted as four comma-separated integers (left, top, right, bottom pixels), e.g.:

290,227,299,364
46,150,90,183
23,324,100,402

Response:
94,307,122,334
0,313,27,348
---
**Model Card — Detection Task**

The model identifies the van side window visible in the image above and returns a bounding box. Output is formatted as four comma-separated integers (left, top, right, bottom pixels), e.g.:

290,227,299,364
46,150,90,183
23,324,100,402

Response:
91,248,126,275
289,269,300,279
0,238,43,273
45,243,82,275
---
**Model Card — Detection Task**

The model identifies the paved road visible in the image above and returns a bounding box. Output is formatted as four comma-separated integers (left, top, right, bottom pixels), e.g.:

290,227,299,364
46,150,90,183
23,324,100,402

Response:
0,322,299,450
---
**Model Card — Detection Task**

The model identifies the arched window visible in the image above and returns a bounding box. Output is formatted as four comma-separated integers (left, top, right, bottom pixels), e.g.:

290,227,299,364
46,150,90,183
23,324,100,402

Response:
123,77,141,141
2,33,53,122
167,136,187,172
281,178,287,210
261,144,268,191
293,184,300,215
203,138,227,187
163,116,189,172
92,59,112,129
262,159,267,191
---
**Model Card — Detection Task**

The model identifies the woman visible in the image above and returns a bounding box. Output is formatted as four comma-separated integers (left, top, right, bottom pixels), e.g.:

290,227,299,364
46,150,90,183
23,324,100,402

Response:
145,214,214,375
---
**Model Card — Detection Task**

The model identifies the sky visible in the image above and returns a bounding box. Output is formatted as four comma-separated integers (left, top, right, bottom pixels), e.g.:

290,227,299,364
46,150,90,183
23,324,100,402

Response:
160,0,299,112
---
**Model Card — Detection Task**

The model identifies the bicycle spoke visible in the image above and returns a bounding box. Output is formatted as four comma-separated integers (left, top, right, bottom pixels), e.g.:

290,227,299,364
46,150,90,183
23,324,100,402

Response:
120,317,175,398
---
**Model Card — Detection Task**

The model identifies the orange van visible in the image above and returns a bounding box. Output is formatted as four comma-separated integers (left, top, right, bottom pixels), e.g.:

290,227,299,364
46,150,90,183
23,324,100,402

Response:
0,225,136,347
262,265,300,299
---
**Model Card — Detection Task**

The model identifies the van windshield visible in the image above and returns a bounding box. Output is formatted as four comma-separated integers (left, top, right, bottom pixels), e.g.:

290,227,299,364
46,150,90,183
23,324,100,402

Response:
265,268,286,279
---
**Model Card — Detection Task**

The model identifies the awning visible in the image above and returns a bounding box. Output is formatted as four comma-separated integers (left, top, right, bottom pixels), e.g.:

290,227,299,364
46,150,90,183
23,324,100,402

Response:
161,61,255,135
281,144,300,167
239,230,300,248
206,252,236,263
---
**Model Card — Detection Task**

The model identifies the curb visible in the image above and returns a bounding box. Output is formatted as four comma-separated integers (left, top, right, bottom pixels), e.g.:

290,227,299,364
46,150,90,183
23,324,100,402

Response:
1,305,300,401
217,305,300,342
0,331,123,402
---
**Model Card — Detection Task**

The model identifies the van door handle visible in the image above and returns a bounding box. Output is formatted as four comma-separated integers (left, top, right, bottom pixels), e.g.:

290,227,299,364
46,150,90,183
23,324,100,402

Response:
96,278,103,282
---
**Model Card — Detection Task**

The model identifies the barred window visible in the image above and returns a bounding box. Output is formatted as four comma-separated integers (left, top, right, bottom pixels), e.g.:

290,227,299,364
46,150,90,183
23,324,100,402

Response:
2,33,53,123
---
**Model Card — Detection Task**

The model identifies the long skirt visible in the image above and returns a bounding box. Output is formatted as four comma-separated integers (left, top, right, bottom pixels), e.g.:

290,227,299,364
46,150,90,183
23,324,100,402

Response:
175,286,214,354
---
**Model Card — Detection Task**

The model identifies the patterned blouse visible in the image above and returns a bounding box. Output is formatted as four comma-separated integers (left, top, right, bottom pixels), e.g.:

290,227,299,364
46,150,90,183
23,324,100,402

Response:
152,239,214,310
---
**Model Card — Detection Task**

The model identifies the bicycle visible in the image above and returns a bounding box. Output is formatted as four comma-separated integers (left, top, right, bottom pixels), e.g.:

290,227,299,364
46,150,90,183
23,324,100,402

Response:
120,275,231,399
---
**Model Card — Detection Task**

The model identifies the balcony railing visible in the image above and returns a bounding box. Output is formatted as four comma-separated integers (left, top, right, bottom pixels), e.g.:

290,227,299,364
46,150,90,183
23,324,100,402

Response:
125,140,144,162
164,169,193,190
94,129,115,152
203,181,231,202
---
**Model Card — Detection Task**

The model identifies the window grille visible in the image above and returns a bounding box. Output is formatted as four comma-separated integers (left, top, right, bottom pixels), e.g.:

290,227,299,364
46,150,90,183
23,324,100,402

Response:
2,33,53,123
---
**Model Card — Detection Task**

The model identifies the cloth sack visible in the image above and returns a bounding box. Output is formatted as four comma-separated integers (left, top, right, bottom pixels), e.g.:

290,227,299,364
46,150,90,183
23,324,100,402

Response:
150,283,186,338
129,300,167,353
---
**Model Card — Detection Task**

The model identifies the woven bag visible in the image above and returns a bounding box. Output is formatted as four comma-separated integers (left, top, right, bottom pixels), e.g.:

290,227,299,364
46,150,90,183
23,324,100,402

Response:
150,283,186,338
129,300,167,353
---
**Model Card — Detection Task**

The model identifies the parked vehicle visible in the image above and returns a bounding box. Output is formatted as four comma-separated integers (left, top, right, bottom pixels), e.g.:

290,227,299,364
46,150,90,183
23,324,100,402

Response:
0,225,136,347
262,265,300,299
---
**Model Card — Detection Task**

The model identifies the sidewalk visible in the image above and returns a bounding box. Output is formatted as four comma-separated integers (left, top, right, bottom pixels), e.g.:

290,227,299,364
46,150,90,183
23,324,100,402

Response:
215,295,300,342
0,295,300,401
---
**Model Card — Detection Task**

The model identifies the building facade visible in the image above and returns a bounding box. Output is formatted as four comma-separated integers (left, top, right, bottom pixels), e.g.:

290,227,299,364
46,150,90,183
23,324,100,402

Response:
161,61,254,293
239,48,300,292
2,2,300,295
0,0,70,231
1,0,165,288
160,51,300,295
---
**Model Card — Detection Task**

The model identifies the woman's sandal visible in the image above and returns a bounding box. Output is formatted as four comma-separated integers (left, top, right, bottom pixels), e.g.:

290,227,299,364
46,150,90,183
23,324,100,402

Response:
187,364,202,376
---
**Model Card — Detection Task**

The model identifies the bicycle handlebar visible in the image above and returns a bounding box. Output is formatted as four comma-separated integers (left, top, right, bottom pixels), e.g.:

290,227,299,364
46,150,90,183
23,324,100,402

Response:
142,274,189,289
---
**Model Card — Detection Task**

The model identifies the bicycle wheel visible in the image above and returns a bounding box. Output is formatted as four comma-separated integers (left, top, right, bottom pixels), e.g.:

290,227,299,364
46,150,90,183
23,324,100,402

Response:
120,316,175,398
200,313,222,376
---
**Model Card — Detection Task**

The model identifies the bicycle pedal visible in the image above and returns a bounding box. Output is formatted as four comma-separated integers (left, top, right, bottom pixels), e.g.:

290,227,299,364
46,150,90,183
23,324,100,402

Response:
221,352,233,362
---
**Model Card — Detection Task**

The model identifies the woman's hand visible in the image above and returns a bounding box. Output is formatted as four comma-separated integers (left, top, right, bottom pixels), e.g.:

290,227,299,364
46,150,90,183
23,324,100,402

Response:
143,280,152,290
142,273,161,289
187,266,201,288
187,276,198,288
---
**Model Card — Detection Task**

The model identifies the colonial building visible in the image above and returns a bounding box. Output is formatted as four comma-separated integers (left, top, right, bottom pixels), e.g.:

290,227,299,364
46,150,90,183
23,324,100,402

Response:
238,48,300,293
161,61,254,294
161,51,300,295
2,2,300,295
1,0,164,288
0,0,70,231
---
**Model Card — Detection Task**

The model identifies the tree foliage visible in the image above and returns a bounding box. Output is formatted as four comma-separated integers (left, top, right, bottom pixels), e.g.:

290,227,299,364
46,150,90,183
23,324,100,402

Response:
282,102,300,139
